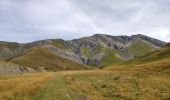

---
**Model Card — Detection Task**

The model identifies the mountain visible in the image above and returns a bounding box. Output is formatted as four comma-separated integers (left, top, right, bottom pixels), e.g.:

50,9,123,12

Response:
69,34,165,66
0,34,166,71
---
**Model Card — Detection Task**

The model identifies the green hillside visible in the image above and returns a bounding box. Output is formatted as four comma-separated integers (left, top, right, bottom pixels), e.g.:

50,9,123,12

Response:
80,47,90,57
128,39,157,57
10,47,89,71
124,43,169,65
101,49,124,66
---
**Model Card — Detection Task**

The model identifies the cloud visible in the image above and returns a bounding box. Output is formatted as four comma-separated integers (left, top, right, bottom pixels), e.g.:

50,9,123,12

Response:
165,33,170,42
0,0,170,42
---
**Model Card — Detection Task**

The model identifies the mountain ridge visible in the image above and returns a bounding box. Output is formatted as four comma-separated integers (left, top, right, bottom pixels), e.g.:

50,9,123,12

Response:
0,34,166,71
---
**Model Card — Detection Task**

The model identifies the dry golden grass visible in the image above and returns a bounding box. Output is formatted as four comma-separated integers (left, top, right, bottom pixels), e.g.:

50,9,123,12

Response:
0,60,169,100
0,72,55,100
105,58,170,74
63,71,170,100
71,82,106,100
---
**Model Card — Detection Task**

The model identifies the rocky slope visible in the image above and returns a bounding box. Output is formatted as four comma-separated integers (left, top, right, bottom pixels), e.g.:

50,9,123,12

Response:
69,34,165,66
0,34,166,70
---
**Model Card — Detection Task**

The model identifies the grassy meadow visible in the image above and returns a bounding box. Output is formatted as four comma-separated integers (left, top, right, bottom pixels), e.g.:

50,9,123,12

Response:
0,59,170,100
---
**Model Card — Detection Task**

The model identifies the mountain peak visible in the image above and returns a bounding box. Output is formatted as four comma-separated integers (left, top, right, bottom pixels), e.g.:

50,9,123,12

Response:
92,34,106,37
132,34,148,38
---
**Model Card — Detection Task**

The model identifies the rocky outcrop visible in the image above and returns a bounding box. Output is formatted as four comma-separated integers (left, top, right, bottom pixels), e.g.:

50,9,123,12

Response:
0,62,35,74
44,45,83,64
88,53,105,66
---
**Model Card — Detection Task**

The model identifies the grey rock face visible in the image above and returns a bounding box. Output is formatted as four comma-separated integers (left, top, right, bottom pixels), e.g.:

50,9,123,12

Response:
88,53,105,66
44,45,83,64
0,62,35,75
81,55,89,64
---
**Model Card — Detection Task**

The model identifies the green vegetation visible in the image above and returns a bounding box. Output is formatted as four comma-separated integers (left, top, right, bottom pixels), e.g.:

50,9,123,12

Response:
128,39,157,57
94,43,105,54
93,40,159,67
101,49,124,66
80,47,90,57
125,45,170,65
34,76,71,100
10,47,89,71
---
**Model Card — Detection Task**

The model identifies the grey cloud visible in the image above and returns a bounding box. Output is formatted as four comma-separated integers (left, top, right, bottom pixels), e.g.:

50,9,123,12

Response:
0,0,170,42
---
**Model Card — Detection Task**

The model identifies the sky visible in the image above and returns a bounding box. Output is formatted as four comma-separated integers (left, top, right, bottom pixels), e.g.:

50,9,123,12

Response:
0,0,170,43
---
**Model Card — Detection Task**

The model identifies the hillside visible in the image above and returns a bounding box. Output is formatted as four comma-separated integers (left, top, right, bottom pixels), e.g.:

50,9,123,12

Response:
69,34,165,66
127,38,157,57
102,42,170,78
125,42,170,65
10,47,89,71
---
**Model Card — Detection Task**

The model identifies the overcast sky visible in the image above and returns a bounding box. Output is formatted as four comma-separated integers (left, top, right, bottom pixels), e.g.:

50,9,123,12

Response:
0,0,170,43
